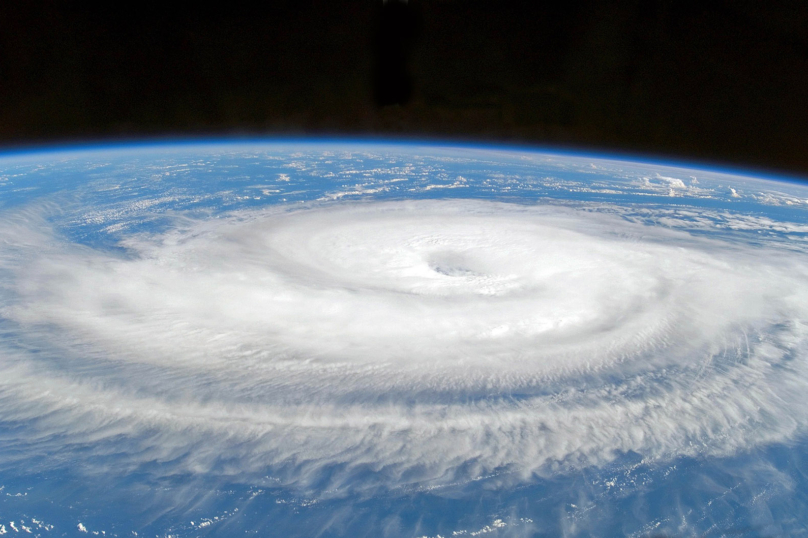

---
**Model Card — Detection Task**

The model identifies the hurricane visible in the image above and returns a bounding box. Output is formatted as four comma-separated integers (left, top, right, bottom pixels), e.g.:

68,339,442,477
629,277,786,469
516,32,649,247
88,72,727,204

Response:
1,142,808,536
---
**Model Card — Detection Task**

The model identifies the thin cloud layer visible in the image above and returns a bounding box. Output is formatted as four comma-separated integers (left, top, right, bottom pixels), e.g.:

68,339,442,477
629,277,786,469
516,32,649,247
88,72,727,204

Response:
1,199,808,492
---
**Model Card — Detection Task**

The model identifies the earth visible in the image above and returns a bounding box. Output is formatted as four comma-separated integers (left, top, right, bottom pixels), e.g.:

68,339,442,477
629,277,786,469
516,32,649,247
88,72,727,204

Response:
1,140,808,537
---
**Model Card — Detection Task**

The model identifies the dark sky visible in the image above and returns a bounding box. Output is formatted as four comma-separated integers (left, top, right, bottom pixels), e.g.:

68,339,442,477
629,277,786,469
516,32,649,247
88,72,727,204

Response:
2,1,807,176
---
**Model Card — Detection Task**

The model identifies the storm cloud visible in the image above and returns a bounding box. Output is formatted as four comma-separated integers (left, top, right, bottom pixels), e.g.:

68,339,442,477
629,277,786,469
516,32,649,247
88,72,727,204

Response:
1,198,808,494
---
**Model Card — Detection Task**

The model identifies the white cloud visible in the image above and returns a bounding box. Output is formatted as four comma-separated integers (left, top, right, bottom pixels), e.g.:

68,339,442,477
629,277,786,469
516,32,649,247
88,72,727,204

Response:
2,200,808,493
656,174,687,189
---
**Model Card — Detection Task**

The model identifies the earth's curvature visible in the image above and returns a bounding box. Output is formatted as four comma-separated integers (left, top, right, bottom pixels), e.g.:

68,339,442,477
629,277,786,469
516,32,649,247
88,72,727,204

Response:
1,140,808,537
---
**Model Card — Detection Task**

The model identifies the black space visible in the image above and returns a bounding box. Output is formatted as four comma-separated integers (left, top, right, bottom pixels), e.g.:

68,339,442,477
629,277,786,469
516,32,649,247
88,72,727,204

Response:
1,1,807,176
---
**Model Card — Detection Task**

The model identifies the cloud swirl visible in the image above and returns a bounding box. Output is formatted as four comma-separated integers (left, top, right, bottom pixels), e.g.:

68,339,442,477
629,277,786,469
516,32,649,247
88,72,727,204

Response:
1,199,808,492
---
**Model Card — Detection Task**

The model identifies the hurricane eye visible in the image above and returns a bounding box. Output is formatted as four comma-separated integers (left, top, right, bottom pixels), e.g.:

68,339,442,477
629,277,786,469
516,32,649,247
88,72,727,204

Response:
427,251,478,277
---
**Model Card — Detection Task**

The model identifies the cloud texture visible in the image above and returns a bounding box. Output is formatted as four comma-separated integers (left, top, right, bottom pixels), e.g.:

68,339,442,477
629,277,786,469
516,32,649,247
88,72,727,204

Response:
1,199,808,493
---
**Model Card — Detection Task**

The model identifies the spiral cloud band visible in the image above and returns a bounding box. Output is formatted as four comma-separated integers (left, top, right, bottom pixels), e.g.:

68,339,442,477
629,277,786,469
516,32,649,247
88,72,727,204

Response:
2,199,808,491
